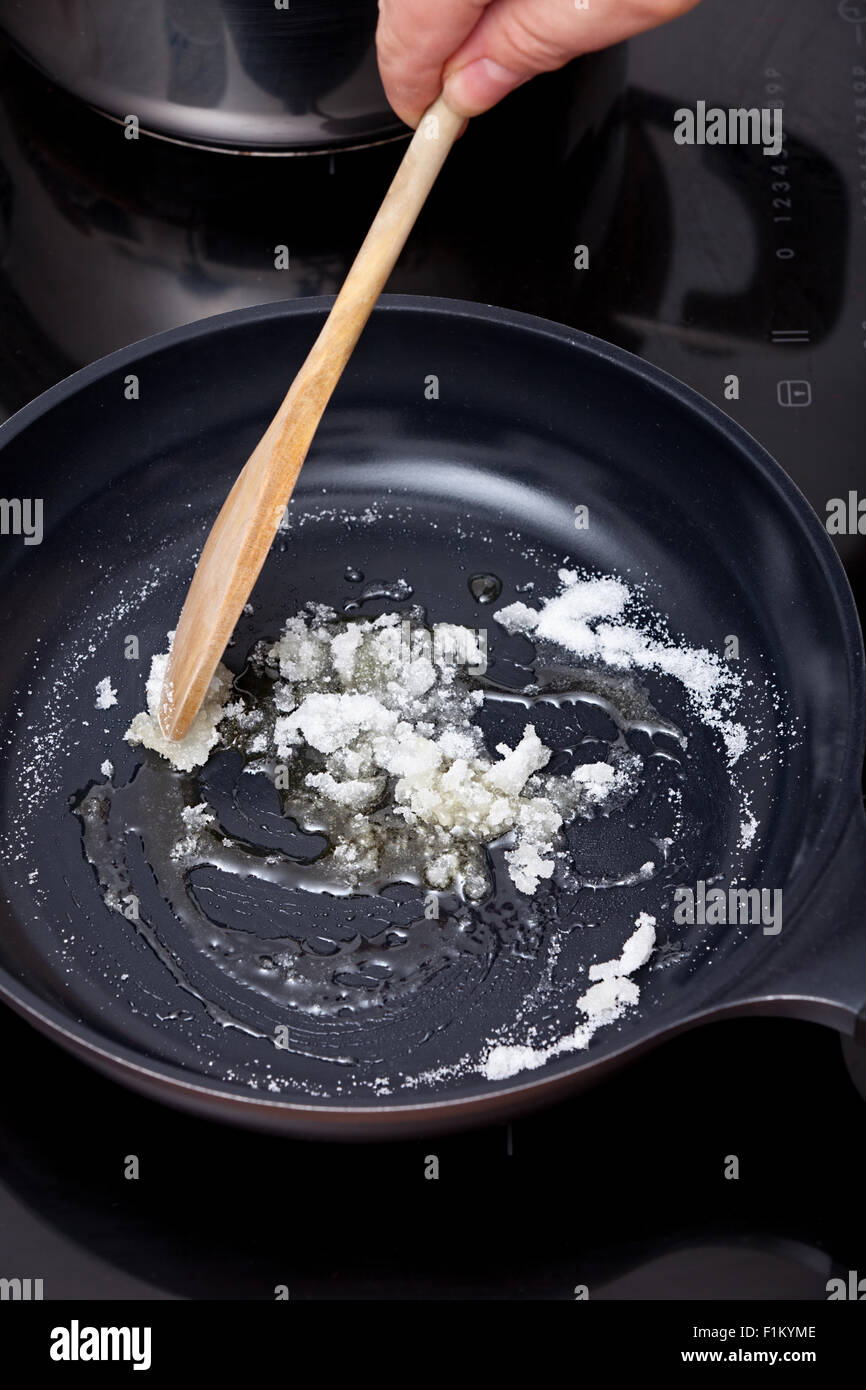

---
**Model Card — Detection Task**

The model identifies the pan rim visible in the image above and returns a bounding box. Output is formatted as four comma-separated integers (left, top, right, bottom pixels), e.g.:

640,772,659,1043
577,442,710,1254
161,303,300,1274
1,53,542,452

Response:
0,293,862,1126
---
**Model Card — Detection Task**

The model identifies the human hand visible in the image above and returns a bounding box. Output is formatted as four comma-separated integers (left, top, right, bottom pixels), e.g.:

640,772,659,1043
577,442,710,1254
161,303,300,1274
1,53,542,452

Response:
377,0,702,127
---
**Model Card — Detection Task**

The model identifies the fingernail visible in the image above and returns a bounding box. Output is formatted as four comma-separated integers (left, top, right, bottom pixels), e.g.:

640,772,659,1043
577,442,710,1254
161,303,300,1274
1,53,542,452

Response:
444,57,525,116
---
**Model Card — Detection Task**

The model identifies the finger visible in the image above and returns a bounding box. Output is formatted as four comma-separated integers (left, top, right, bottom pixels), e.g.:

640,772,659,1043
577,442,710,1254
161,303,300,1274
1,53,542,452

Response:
376,0,494,127
443,0,702,118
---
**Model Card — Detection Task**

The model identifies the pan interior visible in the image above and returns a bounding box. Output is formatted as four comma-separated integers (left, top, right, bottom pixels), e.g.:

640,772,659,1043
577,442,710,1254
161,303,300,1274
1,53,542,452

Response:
0,301,857,1107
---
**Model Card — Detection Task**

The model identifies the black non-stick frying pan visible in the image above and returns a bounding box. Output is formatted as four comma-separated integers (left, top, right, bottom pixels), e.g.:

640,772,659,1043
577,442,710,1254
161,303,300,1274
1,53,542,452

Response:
0,296,863,1139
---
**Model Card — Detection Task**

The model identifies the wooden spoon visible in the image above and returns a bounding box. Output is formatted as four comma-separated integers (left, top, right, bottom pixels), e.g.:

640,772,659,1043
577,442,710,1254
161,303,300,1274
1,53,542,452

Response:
158,94,464,741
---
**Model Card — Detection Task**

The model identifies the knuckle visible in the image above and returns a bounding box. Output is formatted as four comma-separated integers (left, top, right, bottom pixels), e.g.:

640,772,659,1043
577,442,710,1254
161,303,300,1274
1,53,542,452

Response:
375,20,399,63
496,8,569,69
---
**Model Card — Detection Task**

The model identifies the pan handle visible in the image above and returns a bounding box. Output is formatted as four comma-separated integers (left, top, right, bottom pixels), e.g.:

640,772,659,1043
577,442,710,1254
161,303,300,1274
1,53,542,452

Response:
733,800,866,1039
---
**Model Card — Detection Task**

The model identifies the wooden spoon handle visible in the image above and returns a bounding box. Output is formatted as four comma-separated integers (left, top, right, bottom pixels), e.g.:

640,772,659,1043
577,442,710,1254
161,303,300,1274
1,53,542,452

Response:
158,94,464,741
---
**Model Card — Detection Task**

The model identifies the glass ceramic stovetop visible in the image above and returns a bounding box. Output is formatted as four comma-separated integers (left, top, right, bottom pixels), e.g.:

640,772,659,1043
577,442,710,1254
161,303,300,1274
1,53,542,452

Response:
0,0,863,1300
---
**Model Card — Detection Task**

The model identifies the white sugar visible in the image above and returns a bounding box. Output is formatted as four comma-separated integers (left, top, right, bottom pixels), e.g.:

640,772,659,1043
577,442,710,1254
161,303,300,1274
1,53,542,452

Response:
586,911,656,983
124,650,232,772
493,601,539,635
571,760,616,803
280,692,398,757
171,801,217,859
216,607,635,897
482,913,657,1080
495,571,748,769
739,812,758,849
95,677,117,710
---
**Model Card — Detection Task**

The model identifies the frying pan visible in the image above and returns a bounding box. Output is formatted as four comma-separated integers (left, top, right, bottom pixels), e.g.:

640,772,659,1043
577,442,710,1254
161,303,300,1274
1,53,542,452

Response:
0,296,863,1139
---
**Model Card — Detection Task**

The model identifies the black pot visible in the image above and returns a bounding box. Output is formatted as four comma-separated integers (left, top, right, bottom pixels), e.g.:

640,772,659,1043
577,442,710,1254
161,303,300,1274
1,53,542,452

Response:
0,0,406,152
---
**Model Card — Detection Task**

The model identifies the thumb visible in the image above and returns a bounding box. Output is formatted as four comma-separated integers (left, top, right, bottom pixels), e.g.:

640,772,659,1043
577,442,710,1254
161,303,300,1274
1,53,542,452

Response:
442,0,702,119
442,0,580,117
444,56,534,115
